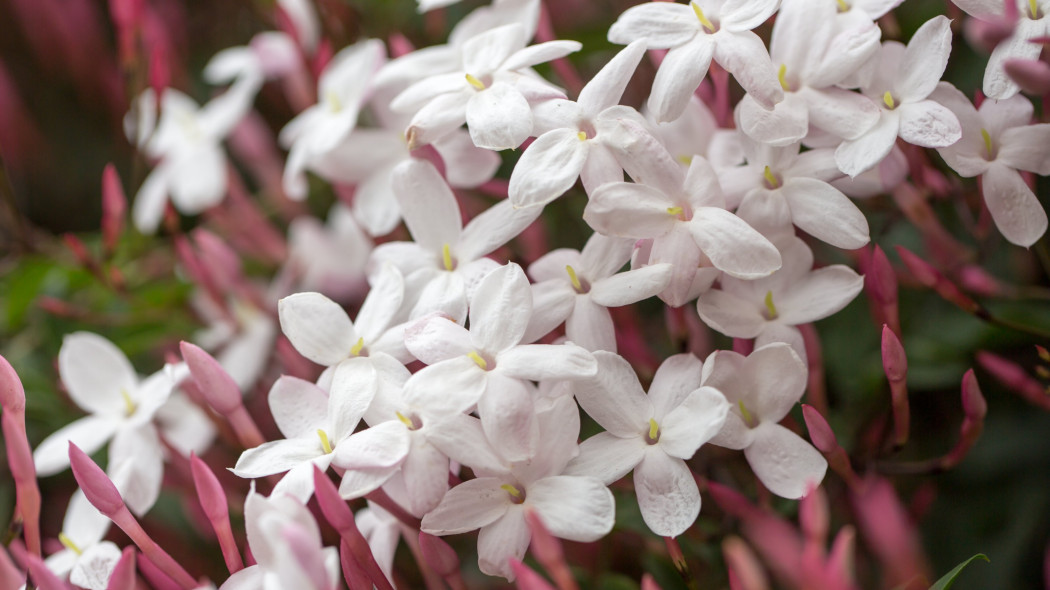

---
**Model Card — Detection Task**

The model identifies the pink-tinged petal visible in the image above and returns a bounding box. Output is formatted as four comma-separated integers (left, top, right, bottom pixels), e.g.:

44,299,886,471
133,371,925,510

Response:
478,374,537,463
633,449,700,537
564,432,645,484
338,466,400,499
895,16,952,102
404,359,487,418
720,0,780,32
34,416,119,476
583,183,678,239
578,41,647,115
979,92,1034,136
458,199,544,262
333,421,411,469
580,234,634,279
591,263,672,308
649,353,704,419
570,350,651,437
649,38,715,123
696,290,765,338
69,541,122,590
470,263,532,353
421,477,511,535
131,165,169,233
108,425,164,516
497,343,598,381
503,40,583,71
328,358,378,440
658,386,729,459
462,24,525,76
809,22,882,88
527,475,614,541
391,159,462,252
410,272,468,324
689,208,782,279
565,296,616,352
998,124,1050,175
233,438,322,478
714,31,783,110
426,414,507,474
781,178,870,249
404,315,474,365
777,266,864,325
804,87,882,141
580,141,626,196
477,507,531,580
399,438,450,516
269,376,329,439
755,322,808,367
744,423,827,499
835,110,900,177
271,457,332,503
927,85,984,177
648,228,702,308
434,130,502,188
608,2,698,48
522,281,576,344
278,292,356,366
737,92,809,147
518,392,584,481
354,265,404,343
982,163,1048,247
508,128,589,208
466,82,533,151
897,100,961,148
405,91,470,148
746,343,808,422
59,332,138,416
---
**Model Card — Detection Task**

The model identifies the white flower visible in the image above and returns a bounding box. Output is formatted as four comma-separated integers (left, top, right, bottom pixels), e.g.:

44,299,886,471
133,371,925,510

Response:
609,0,784,122
44,491,120,590
931,82,1050,246
702,343,828,499
565,352,728,536
953,0,1050,99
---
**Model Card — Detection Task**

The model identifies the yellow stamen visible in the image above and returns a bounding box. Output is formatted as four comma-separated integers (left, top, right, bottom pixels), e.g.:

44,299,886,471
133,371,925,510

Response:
351,337,365,357
59,532,82,556
325,90,342,113
1030,0,1039,18
778,64,789,91
317,429,333,454
577,131,587,141
981,128,993,157
883,91,895,109
395,411,414,429
566,265,583,292
677,154,694,165
691,2,715,32
120,389,136,416
648,418,660,441
465,74,486,90
501,483,522,498
467,351,488,370
836,0,850,12
442,244,454,271
667,206,684,217
738,400,755,427
762,166,779,189
764,290,778,320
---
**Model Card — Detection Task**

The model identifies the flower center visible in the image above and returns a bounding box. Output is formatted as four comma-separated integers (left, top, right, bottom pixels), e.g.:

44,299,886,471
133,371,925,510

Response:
836,0,851,12
882,91,897,110
763,290,779,320
441,244,457,271
1029,0,1041,19
691,2,718,33
317,429,333,454
645,418,661,444
565,265,591,294
325,90,343,113
980,128,996,159
467,350,494,371
59,532,83,556
501,483,526,504
465,74,489,91
351,337,369,357
738,401,760,429
667,204,692,221
762,166,781,190
395,411,423,431
777,64,791,92
121,389,137,417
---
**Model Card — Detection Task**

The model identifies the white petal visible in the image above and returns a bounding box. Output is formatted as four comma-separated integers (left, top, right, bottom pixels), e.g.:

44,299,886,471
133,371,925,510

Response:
570,350,651,437
391,159,462,252
583,182,677,239
271,457,331,503
421,477,510,535
466,82,533,150
131,165,169,234
736,92,809,147
426,413,507,474
648,353,704,419
565,297,617,352
780,178,870,249
62,490,109,546
233,438,321,478
497,343,598,381
354,264,405,343
69,541,122,590
462,24,525,75
338,466,400,499
564,432,646,484
404,91,469,147
522,282,576,344
895,16,952,103
578,41,647,115
167,145,227,214
404,359,487,418
434,130,502,187
998,124,1050,175
744,342,808,422
332,421,411,469
695,289,765,338
982,163,1048,247
745,422,827,499
399,438,450,516
897,100,961,148
720,0,780,31
804,88,882,141
649,39,715,123
108,425,164,516
469,263,532,353
404,315,474,365
458,199,544,262
503,40,583,72
590,263,673,307
834,110,900,177
278,292,356,366
608,3,698,48
689,208,782,279
328,357,378,440
777,266,865,325
634,449,700,537
658,386,729,459
477,508,531,581
33,416,119,477
508,128,589,208
59,332,137,415
477,374,537,463
268,376,329,440
713,30,783,110
527,475,615,541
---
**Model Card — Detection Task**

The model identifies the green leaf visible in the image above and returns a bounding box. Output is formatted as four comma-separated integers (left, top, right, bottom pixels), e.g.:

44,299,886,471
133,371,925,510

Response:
929,553,989,590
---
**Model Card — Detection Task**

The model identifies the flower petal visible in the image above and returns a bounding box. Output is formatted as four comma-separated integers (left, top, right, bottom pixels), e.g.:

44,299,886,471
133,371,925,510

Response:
895,16,952,103
564,432,646,484
658,386,729,459
649,38,715,123
33,416,119,477
59,332,138,416
391,159,463,253
508,128,589,208
477,507,531,580
268,376,329,440
982,163,1048,248
466,82,533,150
333,421,411,469
278,292,356,366
607,3,698,48
497,343,598,381
527,475,615,542
633,449,700,537
421,477,510,535
590,263,673,307
570,350,651,437
578,41,647,115
897,100,961,148
566,297,617,352
780,178,870,249
689,208,782,279
478,374,537,463
470,263,532,353
744,422,827,499
777,266,865,325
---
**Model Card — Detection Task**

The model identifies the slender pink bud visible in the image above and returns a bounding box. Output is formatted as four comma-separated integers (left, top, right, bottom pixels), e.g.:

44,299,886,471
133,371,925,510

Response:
799,485,829,545
802,405,859,488
340,540,373,590
313,468,394,590
851,477,928,586
135,553,182,590
101,164,126,256
640,574,662,590
63,233,94,269
387,33,414,58
0,356,38,557
189,454,242,573
419,532,459,578
69,443,124,517
868,246,898,306
957,265,1005,298
0,545,26,590
941,370,986,471
25,551,68,590
977,351,1050,410
180,341,241,414
283,524,330,590
192,228,242,291
895,246,979,313
1004,58,1050,94
525,509,577,590
0,354,26,413
1037,345,1050,363
510,560,556,590
825,526,857,588
723,537,769,590
961,370,987,420
105,547,137,590
148,45,169,102
882,325,910,449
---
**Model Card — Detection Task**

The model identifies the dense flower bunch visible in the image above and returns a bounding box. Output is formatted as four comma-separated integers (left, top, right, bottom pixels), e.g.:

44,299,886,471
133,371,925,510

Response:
1,0,1049,588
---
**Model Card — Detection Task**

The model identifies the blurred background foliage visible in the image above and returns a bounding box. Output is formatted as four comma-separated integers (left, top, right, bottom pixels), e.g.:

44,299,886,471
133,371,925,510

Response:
1,0,1049,588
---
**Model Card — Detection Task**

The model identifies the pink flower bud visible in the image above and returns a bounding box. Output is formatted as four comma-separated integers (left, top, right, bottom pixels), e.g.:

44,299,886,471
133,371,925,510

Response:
802,405,838,454
722,537,769,590
339,541,373,590
961,369,987,420
192,228,243,292
1005,57,1050,94
189,454,227,522
0,545,26,590
867,246,898,307
0,355,25,413
180,342,241,414
282,524,330,590
895,246,979,313
25,550,68,590
313,468,394,590
509,560,556,590
640,574,663,590
799,485,829,544
419,532,459,578
106,547,137,590
976,351,1050,410
388,33,414,58
882,325,908,383
68,442,124,517
101,164,126,256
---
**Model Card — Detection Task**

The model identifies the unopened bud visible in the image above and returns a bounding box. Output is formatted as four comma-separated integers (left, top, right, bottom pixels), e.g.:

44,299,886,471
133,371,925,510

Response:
961,369,987,420
881,325,908,383
106,547,138,590
868,245,898,306
189,454,228,522
802,404,837,454
419,532,459,577
0,355,26,413
723,536,769,590
101,164,127,256
1004,58,1050,95
509,559,556,590
69,442,124,517
180,342,242,413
